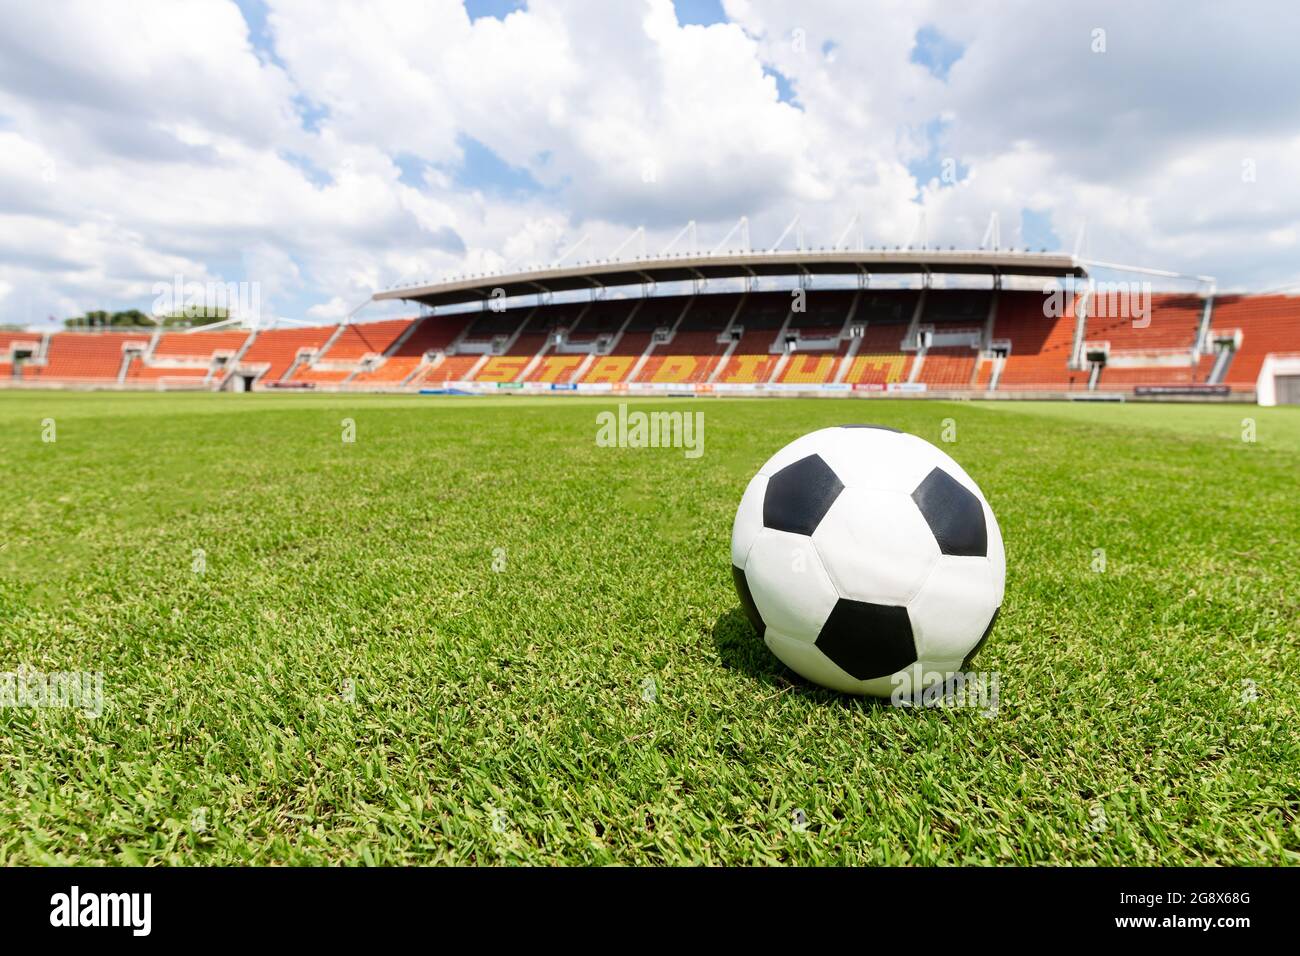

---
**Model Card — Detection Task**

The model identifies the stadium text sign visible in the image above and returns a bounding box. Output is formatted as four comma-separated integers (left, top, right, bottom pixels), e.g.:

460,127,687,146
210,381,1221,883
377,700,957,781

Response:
595,403,704,459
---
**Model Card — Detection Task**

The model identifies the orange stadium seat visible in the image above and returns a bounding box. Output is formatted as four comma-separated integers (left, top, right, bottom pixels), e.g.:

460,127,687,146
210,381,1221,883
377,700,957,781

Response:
580,297,684,384
1086,293,1202,351
994,291,1086,391
511,304,589,383
152,330,250,359
350,315,472,387
23,331,149,382
713,292,788,383
840,323,911,386
917,347,978,388
12,289,1299,396
779,351,843,384
635,294,739,384
1210,294,1300,390
239,327,335,385
416,353,483,384
288,318,413,385
0,332,42,381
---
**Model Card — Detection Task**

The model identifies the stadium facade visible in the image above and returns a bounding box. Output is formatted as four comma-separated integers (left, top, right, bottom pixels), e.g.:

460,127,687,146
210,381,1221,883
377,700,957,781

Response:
3,250,1299,404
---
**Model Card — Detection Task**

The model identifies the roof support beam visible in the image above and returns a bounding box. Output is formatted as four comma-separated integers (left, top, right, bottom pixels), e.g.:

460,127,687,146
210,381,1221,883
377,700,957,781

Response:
980,212,1001,251
711,216,750,255
662,220,697,255
608,226,645,262
552,234,590,268
769,214,801,253
835,213,860,251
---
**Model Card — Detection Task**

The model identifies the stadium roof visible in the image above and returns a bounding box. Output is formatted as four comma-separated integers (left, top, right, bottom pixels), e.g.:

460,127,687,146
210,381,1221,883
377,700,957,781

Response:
373,249,1088,308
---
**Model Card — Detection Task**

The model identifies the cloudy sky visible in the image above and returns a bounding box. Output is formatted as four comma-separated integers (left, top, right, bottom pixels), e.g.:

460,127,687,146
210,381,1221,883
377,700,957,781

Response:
1,0,1298,327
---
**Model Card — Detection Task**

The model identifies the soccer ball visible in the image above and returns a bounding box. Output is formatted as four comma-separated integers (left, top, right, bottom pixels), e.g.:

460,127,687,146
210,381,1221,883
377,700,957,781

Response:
730,425,1005,697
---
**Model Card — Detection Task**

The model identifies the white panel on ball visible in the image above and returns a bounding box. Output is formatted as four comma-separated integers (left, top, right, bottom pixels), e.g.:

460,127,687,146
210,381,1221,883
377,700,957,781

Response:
730,473,768,570
743,529,839,643
815,428,934,492
765,631,917,698
983,499,1007,607
898,432,983,497
755,428,841,478
810,487,941,606
907,556,998,664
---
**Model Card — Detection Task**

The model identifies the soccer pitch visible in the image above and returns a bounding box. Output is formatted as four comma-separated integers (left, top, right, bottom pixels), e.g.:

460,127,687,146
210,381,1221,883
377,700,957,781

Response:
0,392,1295,865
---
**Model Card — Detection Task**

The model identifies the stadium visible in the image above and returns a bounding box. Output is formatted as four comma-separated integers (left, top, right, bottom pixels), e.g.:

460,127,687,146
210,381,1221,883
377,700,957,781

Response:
0,0,1297,902
5,245,1300,403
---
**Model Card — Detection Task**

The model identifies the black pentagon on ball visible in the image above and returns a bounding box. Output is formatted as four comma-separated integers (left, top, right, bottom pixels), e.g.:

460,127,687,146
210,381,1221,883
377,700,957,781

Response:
762,454,844,536
839,423,901,432
731,565,765,636
910,467,988,557
815,598,917,681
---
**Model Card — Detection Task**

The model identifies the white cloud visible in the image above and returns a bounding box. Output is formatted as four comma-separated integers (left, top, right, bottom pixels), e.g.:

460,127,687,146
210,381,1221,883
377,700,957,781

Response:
0,0,1298,327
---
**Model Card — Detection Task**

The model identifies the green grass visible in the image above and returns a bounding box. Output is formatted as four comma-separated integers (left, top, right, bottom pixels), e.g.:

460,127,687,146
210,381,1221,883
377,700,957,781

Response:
0,391,1296,865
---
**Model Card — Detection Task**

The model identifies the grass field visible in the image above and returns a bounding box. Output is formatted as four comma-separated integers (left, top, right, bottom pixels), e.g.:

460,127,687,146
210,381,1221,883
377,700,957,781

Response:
0,391,1296,865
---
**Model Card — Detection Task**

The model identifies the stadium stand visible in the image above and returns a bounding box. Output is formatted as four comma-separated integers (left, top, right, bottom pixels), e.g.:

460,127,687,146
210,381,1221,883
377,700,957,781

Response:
121,329,252,386
772,291,855,384
1085,292,1204,390
152,329,250,360
566,298,632,343
788,290,856,338
636,294,739,384
22,331,149,383
1,331,42,380
516,303,597,383
288,318,413,385
415,353,483,385
714,292,789,383
6,288,1298,397
124,361,210,385
346,314,472,387
1209,294,1300,390
1087,293,1202,351
916,347,979,389
835,293,916,386
238,326,335,385
841,323,913,386
581,297,682,384
994,291,1088,391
